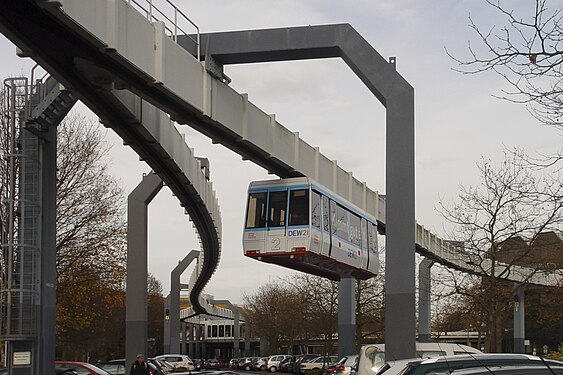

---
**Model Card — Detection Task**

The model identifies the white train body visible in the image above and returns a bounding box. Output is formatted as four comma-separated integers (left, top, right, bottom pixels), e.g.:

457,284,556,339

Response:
243,177,379,280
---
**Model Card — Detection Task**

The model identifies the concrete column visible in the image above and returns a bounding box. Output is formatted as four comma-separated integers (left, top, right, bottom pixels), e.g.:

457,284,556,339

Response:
385,89,416,361
195,324,201,359
233,309,241,358
164,295,171,354
338,277,356,357
39,124,57,375
170,251,200,353
513,284,526,353
126,173,163,367
188,323,195,358
182,322,187,354
418,259,433,342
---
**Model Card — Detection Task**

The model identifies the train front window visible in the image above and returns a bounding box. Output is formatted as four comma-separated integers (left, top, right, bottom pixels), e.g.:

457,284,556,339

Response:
289,189,309,226
246,192,267,228
269,190,288,227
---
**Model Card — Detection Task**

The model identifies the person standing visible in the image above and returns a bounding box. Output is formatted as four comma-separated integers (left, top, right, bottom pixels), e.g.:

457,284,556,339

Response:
130,354,150,375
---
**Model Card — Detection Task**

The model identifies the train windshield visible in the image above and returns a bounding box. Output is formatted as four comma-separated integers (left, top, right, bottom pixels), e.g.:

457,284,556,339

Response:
246,192,267,228
289,189,309,226
246,188,309,229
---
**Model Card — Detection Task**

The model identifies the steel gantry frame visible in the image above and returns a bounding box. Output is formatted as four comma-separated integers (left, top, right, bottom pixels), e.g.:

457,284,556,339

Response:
178,24,416,359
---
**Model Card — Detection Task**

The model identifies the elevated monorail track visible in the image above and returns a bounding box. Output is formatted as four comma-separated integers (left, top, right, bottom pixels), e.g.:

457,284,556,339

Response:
0,0,559,332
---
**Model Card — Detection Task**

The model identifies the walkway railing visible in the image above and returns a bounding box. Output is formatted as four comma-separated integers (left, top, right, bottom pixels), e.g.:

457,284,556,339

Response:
126,0,200,60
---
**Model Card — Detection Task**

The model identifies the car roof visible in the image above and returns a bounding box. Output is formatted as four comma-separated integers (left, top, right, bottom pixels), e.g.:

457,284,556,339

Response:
451,365,563,374
418,353,557,364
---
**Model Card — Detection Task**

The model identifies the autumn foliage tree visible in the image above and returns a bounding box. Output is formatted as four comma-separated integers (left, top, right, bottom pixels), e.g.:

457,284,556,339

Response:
53,114,127,360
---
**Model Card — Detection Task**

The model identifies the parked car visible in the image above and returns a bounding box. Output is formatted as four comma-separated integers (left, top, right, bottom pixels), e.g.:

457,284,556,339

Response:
154,354,195,371
300,356,339,373
292,355,318,374
98,359,162,375
148,358,172,374
229,358,241,369
279,357,295,373
323,355,357,375
206,359,223,370
450,364,563,375
268,355,292,372
374,353,563,375
56,369,79,375
56,361,110,375
357,342,481,375
239,357,259,371
254,357,270,371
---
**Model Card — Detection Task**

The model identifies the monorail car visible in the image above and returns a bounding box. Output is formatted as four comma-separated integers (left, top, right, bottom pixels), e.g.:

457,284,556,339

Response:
243,177,379,280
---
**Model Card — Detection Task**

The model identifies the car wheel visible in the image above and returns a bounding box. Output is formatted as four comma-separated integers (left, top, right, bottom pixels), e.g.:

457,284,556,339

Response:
270,367,277,373
245,365,251,371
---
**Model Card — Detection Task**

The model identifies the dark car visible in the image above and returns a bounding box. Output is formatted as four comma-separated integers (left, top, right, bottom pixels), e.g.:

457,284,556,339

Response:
56,361,110,375
377,354,563,375
206,359,223,370
148,358,172,374
98,359,161,375
279,357,295,373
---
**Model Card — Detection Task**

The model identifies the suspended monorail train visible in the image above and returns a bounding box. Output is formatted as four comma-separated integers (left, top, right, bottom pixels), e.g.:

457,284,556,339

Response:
243,177,379,280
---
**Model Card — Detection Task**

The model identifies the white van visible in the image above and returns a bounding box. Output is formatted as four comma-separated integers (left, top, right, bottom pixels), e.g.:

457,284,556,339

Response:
356,343,481,375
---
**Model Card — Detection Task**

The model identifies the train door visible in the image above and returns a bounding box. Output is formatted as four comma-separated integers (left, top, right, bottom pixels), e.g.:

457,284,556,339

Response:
320,195,331,256
287,188,310,252
266,189,288,253
310,191,322,254
244,191,267,252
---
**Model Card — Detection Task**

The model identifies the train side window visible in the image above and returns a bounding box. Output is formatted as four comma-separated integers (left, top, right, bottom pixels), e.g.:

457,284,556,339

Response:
336,205,348,240
246,192,267,228
368,222,378,253
349,213,361,246
269,190,288,227
361,218,368,250
289,189,309,226
322,196,330,232
311,191,321,229
330,201,338,234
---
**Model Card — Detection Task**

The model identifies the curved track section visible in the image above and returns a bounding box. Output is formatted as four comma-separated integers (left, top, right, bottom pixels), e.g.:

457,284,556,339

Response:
0,1,221,315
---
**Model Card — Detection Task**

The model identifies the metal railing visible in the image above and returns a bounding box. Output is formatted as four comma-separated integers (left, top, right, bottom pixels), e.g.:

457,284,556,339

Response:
126,0,200,60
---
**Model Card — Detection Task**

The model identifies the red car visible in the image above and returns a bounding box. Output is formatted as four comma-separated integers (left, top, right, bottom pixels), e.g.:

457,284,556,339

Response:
56,361,110,375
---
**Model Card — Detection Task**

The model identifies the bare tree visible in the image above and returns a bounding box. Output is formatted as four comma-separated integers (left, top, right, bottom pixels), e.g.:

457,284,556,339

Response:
449,0,563,129
355,274,385,348
438,149,562,352
244,279,310,354
55,114,126,286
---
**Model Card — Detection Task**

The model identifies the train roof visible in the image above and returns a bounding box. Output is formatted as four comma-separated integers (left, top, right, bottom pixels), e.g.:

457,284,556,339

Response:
248,177,378,223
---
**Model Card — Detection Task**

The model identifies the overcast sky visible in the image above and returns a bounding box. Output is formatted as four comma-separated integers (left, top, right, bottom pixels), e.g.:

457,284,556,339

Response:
1,1,561,305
